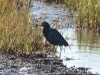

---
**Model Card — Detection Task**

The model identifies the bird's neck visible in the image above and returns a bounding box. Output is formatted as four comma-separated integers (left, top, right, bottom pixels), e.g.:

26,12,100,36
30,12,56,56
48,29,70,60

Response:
43,28,49,34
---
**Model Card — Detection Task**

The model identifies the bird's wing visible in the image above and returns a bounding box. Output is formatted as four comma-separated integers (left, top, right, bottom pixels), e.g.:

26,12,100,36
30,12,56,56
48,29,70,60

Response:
50,29,66,45
46,30,57,44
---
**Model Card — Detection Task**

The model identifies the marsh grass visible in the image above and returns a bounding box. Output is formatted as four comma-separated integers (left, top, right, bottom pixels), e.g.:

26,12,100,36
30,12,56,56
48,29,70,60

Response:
49,0,100,32
0,0,45,55
64,0,100,32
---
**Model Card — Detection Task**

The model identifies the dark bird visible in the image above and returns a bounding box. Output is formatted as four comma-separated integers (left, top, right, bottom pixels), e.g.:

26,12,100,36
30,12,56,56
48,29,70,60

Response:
37,21,69,58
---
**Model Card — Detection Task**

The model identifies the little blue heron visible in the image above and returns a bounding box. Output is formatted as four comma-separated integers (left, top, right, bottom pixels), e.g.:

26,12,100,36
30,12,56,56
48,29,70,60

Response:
37,21,69,58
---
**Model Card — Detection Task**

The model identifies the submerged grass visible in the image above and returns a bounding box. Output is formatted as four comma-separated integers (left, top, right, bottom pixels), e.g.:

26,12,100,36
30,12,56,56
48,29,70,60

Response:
0,0,45,55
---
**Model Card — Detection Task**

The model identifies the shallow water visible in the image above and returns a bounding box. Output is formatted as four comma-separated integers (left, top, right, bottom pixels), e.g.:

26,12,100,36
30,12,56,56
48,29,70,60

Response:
30,0,100,74
57,28,100,74
30,0,76,28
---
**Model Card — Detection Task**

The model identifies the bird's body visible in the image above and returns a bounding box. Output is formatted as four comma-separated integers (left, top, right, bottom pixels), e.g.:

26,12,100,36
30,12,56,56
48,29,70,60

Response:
43,28,69,46
39,21,69,58
41,21,69,47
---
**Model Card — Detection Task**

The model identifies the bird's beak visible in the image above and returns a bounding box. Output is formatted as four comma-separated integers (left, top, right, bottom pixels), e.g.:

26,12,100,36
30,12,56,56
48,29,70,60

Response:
35,24,40,27
35,23,43,27
40,23,44,26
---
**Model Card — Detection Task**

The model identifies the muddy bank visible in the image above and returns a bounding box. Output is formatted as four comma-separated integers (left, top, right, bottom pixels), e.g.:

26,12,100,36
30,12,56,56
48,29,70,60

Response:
0,52,96,75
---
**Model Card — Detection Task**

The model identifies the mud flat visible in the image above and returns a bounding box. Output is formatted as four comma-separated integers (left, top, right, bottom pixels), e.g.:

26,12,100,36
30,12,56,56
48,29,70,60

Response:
0,52,98,75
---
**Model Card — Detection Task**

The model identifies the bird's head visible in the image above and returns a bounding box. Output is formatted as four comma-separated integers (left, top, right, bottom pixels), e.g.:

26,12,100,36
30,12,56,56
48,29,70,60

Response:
40,21,50,28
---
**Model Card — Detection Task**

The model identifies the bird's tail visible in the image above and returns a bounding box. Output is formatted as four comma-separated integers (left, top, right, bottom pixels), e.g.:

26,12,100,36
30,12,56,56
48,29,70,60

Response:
64,42,69,46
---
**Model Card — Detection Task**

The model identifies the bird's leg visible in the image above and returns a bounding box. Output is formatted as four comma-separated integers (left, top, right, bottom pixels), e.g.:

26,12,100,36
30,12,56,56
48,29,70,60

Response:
59,46,62,59
54,46,57,53
69,43,73,50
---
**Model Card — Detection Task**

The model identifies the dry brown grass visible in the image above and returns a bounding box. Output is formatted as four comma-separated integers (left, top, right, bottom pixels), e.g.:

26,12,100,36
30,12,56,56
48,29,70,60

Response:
0,0,45,55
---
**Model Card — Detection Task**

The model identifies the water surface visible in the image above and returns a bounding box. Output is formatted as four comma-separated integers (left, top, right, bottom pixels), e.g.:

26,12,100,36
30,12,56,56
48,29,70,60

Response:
57,28,100,74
